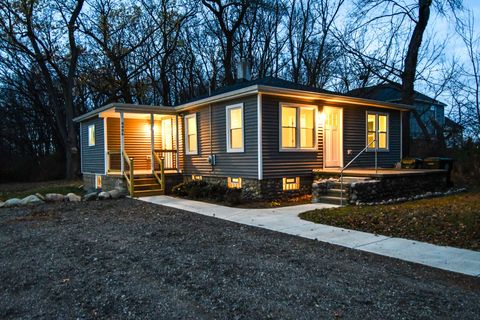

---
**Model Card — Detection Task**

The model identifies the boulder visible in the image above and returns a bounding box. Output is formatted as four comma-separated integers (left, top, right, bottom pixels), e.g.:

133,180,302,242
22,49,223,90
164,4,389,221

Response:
20,195,43,205
0,201,5,208
4,198,22,207
45,193,65,202
66,193,82,202
98,191,111,200
83,192,98,201
35,193,45,201
115,186,128,197
108,189,121,199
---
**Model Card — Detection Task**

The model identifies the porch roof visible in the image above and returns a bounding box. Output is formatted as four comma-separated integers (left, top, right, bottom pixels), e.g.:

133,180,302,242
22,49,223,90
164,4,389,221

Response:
73,103,176,122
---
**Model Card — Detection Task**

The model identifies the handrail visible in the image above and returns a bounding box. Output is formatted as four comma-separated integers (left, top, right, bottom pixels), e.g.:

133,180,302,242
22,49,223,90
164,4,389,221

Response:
340,139,377,206
122,150,134,196
153,152,165,191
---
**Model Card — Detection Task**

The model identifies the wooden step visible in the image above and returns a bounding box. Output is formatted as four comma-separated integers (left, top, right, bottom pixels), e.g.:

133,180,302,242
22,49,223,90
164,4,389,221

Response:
134,183,162,191
133,189,165,197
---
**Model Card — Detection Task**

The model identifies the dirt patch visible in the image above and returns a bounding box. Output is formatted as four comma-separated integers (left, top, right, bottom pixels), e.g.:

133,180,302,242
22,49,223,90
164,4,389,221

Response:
0,199,479,319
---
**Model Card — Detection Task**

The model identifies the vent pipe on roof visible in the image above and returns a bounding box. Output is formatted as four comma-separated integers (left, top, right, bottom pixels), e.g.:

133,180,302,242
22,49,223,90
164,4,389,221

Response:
237,59,251,82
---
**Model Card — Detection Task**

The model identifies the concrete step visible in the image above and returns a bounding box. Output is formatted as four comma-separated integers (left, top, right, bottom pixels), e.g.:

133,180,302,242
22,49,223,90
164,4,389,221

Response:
316,196,346,205
326,188,347,197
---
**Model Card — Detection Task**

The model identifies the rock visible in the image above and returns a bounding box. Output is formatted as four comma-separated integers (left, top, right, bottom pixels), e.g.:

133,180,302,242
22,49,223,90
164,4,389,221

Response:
35,193,45,201
83,192,98,201
66,193,82,202
45,193,65,202
98,191,111,200
4,198,22,207
20,195,43,205
0,201,5,208
108,189,121,199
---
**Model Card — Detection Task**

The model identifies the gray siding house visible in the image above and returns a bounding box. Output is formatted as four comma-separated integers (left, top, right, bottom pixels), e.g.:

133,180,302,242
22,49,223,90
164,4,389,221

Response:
74,77,412,199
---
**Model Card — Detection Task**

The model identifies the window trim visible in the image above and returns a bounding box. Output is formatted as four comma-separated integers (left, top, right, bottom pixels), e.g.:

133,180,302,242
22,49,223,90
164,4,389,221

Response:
279,102,318,152
366,111,389,152
88,124,96,147
184,113,198,155
226,103,245,153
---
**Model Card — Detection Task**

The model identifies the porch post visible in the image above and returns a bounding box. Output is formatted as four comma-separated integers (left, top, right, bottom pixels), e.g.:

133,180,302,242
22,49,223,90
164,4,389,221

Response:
175,114,180,173
120,111,125,173
150,113,155,173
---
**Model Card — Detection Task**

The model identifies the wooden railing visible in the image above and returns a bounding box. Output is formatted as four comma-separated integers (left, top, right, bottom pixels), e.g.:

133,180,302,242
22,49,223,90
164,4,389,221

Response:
123,150,134,196
154,149,177,170
107,150,121,172
153,152,165,191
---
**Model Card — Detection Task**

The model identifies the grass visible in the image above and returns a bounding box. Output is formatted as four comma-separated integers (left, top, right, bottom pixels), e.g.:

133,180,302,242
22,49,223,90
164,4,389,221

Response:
0,180,84,202
299,190,480,251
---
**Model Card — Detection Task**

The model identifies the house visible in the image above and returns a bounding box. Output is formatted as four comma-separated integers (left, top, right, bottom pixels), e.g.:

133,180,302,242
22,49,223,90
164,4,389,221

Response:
347,83,455,142
75,77,428,201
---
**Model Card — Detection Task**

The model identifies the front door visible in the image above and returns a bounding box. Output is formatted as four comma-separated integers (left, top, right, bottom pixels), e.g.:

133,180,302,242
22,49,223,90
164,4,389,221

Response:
324,107,343,167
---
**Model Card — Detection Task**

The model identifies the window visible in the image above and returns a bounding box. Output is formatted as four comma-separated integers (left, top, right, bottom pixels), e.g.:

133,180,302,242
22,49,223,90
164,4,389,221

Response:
191,175,202,181
227,177,242,188
283,177,300,191
226,104,244,152
280,104,317,150
185,114,197,154
88,125,95,146
367,112,389,150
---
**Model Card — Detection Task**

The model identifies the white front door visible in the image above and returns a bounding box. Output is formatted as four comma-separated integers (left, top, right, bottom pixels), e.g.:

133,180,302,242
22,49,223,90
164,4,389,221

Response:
324,107,343,167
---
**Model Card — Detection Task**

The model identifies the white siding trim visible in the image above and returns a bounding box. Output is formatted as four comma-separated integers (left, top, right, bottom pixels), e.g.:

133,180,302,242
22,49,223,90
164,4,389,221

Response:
400,111,403,160
257,93,263,180
80,122,84,174
226,103,245,153
120,112,125,172
103,117,108,175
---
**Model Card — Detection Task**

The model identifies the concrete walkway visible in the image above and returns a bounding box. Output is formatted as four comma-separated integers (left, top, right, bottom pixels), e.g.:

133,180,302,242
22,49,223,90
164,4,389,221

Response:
140,195,480,277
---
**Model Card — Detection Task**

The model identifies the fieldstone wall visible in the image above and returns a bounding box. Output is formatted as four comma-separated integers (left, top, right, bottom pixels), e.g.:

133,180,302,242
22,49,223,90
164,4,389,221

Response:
349,171,449,205
82,173,124,192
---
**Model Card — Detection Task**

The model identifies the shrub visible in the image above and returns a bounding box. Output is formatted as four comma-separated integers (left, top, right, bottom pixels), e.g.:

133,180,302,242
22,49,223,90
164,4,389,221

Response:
171,180,242,205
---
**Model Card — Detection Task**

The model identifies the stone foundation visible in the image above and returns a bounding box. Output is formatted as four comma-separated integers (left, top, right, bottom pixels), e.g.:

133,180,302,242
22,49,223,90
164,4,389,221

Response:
182,175,312,201
82,173,124,192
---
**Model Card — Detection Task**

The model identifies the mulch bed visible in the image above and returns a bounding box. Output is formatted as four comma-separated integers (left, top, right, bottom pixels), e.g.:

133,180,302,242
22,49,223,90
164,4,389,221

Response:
300,190,480,251
0,199,479,319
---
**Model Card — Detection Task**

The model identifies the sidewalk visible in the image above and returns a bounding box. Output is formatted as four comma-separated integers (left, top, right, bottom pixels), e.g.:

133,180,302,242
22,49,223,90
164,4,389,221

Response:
139,195,480,277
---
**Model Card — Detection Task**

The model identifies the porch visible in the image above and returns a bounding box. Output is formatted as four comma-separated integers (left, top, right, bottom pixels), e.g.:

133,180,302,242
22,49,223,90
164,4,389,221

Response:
99,105,181,196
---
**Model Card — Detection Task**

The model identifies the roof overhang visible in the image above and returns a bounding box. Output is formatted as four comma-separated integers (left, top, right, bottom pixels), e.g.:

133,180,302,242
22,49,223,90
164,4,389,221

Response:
73,103,175,122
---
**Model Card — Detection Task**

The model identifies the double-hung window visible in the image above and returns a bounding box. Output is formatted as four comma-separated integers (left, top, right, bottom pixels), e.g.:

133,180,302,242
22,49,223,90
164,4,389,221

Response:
185,114,198,155
226,103,244,152
280,104,316,151
88,125,95,146
367,112,388,151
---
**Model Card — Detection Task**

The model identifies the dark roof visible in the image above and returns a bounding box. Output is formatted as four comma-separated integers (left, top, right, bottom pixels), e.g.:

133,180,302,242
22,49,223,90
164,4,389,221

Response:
176,76,334,106
347,83,446,106
445,117,464,129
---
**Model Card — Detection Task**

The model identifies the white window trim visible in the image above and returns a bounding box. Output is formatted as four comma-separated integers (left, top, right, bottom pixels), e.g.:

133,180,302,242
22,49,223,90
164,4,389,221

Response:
88,124,96,146
279,102,318,152
226,103,245,153
184,113,198,155
366,111,389,152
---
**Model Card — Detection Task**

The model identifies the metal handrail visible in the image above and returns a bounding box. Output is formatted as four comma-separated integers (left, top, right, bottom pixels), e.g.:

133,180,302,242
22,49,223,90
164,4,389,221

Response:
340,139,377,206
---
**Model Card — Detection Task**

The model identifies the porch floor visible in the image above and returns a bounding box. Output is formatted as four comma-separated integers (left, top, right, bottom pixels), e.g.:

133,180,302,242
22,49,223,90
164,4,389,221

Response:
313,168,447,178
107,170,180,176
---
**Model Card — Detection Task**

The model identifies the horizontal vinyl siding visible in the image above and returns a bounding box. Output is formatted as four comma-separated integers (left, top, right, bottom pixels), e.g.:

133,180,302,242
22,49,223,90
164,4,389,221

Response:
183,95,258,178
81,117,105,174
343,106,401,167
262,95,323,179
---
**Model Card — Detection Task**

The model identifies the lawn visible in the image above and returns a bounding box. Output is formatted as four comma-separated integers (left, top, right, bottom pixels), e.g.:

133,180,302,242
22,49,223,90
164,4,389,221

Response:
0,199,479,319
0,179,84,201
300,190,480,251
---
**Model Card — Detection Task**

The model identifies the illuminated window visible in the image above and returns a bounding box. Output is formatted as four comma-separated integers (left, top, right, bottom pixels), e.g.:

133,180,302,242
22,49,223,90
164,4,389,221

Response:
283,177,300,191
227,177,242,188
185,114,197,154
191,175,202,181
95,174,102,189
280,104,316,150
367,112,389,150
88,125,95,146
226,104,244,152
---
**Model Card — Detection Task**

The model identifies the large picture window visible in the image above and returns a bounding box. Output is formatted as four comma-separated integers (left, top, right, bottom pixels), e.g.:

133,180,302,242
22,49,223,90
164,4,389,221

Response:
280,104,317,151
226,104,244,152
367,112,389,150
185,114,198,155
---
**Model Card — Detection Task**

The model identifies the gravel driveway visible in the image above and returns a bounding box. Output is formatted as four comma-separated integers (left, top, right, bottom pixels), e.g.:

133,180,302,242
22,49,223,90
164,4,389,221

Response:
0,199,479,319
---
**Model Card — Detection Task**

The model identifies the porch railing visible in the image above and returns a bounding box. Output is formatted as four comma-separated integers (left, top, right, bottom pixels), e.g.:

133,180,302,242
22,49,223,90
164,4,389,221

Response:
123,150,134,196
154,149,177,171
340,139,377,206
153,152,165,191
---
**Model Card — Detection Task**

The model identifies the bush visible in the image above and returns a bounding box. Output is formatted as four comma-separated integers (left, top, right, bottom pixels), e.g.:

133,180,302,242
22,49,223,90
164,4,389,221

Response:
171,180,242,205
